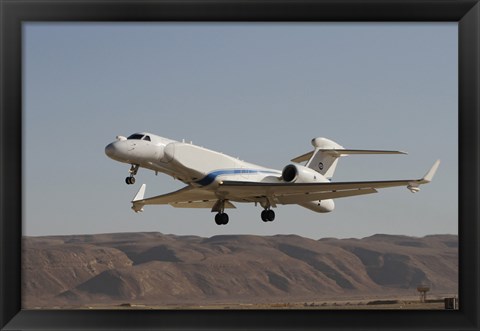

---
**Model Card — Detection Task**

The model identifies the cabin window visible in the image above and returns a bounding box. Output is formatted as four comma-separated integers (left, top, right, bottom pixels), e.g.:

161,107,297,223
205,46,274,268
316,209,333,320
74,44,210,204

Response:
143,135,151,141
127,134,144,140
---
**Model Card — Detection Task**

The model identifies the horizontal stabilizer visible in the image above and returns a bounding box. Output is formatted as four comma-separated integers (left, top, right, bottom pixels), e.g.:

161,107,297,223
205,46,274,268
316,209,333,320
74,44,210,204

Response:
291,151,314,163
291,149,406,163
320,149,407,156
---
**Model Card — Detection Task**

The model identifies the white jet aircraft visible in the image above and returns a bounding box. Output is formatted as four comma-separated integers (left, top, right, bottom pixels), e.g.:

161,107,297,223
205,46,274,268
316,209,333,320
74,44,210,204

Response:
105,133,440,225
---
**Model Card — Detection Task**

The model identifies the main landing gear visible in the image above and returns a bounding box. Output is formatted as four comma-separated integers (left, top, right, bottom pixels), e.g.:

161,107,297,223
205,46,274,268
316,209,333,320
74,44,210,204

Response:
261,209,275,222
213,199,229,225
211,200,275,225
215,212,229,225
125,164,139,185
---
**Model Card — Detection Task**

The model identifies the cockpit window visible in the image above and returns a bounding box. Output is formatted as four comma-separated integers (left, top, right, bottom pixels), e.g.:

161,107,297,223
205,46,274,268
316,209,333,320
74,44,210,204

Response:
127,134,144,140
143,135,151,141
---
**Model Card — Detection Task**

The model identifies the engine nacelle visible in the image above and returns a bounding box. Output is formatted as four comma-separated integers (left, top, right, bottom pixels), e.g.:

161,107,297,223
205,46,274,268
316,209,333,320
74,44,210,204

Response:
299,200,335,213
282,164,328,183
282,164,334,212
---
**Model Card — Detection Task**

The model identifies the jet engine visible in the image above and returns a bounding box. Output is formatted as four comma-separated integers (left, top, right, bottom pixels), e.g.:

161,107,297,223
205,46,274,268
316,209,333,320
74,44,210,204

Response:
281,164,334,213
282,164,328,183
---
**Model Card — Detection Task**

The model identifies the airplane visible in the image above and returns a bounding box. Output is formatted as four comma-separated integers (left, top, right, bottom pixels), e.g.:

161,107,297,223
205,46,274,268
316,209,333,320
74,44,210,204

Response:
105,132,440,225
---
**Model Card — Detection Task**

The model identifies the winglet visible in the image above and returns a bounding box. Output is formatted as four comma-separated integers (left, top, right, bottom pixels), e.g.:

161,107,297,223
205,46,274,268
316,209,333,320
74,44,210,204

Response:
407,160,440,192
131,184,146,212
421,159,441,183
133,184,146,201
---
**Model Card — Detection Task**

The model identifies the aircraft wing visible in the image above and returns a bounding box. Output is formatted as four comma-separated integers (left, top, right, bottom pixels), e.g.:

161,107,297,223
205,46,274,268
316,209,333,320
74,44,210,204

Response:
131,160,439,211
131,185,235,212
218,160,440,204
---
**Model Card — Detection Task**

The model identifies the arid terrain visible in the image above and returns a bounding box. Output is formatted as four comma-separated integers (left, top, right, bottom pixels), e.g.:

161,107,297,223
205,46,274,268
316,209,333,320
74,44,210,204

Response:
22,232,458,309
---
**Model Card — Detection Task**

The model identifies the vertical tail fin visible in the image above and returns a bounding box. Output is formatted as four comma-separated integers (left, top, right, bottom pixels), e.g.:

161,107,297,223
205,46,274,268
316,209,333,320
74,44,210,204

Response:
305,138,345,178
291,137,407,179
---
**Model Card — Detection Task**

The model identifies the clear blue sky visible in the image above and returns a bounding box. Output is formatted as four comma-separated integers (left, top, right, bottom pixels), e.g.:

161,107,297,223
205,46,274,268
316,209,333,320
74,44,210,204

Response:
23,23,458,239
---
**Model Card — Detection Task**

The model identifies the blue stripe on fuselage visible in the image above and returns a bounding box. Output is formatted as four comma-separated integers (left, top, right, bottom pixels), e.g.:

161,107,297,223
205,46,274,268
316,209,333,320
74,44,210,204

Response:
195,169,279,186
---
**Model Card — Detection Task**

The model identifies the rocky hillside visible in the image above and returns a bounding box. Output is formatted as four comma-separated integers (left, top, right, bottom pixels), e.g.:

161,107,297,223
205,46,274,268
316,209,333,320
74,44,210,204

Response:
22,233,458,308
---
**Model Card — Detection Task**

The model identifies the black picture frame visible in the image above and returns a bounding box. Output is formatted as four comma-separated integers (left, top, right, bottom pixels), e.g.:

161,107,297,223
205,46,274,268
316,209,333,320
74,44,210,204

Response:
1,0,478,330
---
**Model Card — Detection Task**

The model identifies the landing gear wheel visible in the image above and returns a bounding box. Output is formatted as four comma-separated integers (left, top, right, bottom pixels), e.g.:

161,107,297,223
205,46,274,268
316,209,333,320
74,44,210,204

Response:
125,164,139,185
261,210,269,222
221,213,229,225
261,209,275,222
266,209,275,222
215,212,229,225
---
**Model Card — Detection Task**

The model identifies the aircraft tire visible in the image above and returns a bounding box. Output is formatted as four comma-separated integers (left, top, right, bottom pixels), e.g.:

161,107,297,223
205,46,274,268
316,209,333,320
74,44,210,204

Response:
215,213,229,225
261,210,268,222
221,213,229,225
261,209,275,222
215,213,222,225
266,209,275,222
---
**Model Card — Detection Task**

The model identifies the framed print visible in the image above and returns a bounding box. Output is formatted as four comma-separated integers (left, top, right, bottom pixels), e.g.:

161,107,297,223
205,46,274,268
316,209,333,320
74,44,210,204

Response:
1,0,479,330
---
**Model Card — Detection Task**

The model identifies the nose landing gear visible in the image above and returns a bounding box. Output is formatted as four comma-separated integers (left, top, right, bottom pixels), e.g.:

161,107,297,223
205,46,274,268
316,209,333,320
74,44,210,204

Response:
125,164,139,185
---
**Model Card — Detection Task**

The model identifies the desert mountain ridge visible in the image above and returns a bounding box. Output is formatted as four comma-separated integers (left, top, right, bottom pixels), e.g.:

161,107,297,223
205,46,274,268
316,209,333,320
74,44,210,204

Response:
22,232,458,308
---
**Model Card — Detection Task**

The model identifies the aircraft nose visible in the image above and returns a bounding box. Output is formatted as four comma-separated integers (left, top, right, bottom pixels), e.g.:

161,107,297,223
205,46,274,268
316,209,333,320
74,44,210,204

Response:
105,142,117,158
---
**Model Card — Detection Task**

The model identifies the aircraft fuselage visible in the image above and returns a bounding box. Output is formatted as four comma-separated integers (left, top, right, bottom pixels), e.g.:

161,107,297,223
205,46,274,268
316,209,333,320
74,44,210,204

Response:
105,132,284,187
